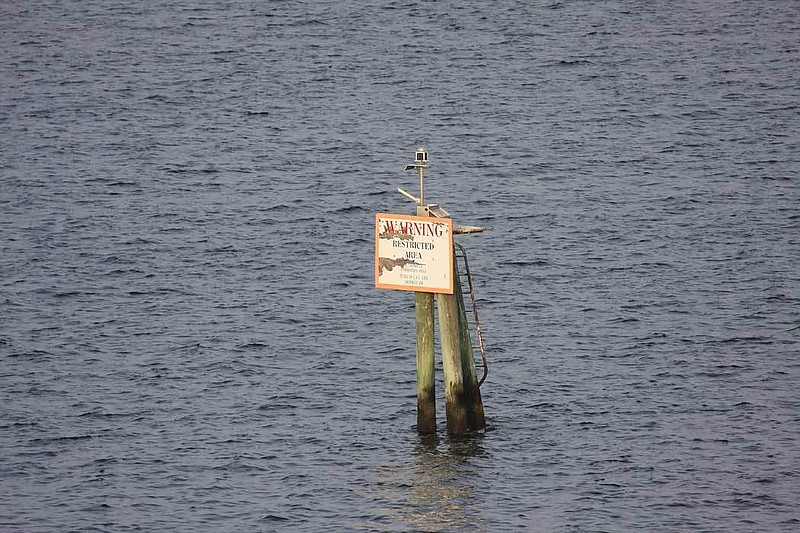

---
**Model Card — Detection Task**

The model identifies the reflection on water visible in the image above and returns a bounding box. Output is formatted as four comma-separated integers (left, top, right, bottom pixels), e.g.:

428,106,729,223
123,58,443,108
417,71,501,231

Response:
367,434,489,532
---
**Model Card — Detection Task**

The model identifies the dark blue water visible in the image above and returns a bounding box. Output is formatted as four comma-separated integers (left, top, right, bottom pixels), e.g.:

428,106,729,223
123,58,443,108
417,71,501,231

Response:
2,0,798,531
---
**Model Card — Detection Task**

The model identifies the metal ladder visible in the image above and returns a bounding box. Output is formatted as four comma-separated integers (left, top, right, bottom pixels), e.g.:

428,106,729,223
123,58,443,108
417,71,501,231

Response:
454,243,488,387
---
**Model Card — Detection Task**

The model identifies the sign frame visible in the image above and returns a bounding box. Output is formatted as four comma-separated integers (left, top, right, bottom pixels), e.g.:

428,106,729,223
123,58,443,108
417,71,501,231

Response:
374,212,454,294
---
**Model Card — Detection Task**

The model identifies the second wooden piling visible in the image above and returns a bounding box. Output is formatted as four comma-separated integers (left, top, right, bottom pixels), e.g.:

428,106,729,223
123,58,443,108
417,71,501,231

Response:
437,259,486,435
437,288,470,435
455,273,485,430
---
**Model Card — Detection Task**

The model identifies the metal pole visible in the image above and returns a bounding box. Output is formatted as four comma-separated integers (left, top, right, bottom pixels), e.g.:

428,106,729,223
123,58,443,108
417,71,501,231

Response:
418,165,425,207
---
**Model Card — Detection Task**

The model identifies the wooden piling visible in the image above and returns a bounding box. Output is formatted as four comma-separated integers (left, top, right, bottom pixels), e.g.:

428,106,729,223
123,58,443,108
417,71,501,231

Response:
415,205,436,434
437,257,486,435
455,273,486,430
437,287,470,435
415,292,436,434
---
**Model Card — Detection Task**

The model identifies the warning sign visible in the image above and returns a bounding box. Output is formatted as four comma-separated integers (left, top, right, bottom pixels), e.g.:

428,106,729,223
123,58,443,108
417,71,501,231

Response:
374,213,453,294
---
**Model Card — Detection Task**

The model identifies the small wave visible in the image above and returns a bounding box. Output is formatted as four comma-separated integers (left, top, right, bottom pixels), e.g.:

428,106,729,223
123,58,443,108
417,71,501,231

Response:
501,259,548,266
611,315,641,323
331,205,368,214
262,514,291,522
718,336,774,345
53,290,85,298
236,341,269,350
291,18,326,26
30,434,93,444
547,58,593,67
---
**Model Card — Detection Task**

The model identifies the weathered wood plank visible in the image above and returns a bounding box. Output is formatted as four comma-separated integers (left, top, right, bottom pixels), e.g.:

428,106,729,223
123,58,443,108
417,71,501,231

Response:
415,291,436,434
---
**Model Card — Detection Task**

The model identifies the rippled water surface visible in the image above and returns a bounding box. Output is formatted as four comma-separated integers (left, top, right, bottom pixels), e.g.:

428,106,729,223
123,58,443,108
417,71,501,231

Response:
2,0,799,531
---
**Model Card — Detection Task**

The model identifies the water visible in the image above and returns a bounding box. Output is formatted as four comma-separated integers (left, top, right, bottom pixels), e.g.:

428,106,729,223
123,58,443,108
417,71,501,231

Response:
1,0,798,531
